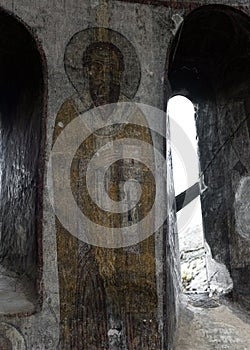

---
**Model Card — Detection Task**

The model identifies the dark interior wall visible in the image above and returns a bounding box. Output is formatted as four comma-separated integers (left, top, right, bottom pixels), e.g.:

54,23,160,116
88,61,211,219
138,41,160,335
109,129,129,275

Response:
163,108,181,349
0,11,44,284
168,5,250,307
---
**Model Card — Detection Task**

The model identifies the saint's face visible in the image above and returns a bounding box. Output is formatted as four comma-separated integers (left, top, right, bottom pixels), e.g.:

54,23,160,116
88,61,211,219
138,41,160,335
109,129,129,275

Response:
85,47,123,107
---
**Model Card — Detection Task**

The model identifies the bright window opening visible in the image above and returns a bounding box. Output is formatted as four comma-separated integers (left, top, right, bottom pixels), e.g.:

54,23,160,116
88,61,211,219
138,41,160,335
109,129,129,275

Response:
167,95,208,293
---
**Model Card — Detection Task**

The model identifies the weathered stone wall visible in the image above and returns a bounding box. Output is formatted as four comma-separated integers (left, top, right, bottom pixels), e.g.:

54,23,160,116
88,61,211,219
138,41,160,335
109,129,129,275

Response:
194,7,250,309
0,0,248,348
0,10,44,285
168,2,250,315
197,98,250,309
164,112,181,349
0,1,179,348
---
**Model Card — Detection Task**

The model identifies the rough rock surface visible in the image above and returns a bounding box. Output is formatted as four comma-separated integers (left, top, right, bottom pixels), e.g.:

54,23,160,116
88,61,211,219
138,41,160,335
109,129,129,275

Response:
179,223,233,295
175,295,250,350
179,224,208,292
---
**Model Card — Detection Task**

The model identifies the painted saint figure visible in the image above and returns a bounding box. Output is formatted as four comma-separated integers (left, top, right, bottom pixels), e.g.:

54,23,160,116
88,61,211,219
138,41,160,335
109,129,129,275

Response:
53,28,160,349
82,42,124,107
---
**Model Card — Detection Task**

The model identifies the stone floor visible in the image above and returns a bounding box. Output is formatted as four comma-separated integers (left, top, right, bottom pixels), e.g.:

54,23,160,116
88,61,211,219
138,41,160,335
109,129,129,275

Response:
174,293,250,350
176,220,249,350
0,266,35,315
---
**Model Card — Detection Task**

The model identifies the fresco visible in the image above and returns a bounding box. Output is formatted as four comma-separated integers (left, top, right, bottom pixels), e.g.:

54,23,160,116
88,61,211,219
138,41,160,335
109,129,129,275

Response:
52,27,160,349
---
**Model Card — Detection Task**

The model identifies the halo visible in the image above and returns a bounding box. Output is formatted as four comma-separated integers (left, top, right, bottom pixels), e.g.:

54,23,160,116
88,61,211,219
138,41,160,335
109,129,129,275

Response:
64,27,141,99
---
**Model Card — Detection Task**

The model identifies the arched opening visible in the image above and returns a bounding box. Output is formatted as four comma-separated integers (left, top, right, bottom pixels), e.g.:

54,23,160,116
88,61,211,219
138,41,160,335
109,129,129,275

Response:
0,9,46,314
167,95,207,293
168,5,250,307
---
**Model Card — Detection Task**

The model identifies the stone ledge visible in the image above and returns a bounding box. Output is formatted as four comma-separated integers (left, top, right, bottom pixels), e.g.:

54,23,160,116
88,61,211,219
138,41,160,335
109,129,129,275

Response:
0,266,36,315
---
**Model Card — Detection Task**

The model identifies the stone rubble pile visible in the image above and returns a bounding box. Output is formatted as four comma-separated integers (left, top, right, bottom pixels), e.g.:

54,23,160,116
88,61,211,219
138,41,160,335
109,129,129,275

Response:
179,224,208,292
179,223,233,295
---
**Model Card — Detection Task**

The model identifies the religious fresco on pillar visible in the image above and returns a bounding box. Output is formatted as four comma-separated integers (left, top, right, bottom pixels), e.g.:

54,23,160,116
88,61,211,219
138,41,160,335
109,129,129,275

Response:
52,27,161,349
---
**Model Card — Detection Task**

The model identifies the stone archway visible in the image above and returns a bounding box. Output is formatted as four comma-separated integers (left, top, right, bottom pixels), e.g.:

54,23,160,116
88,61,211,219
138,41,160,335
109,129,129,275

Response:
168,3,250,309
0,8,47,314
